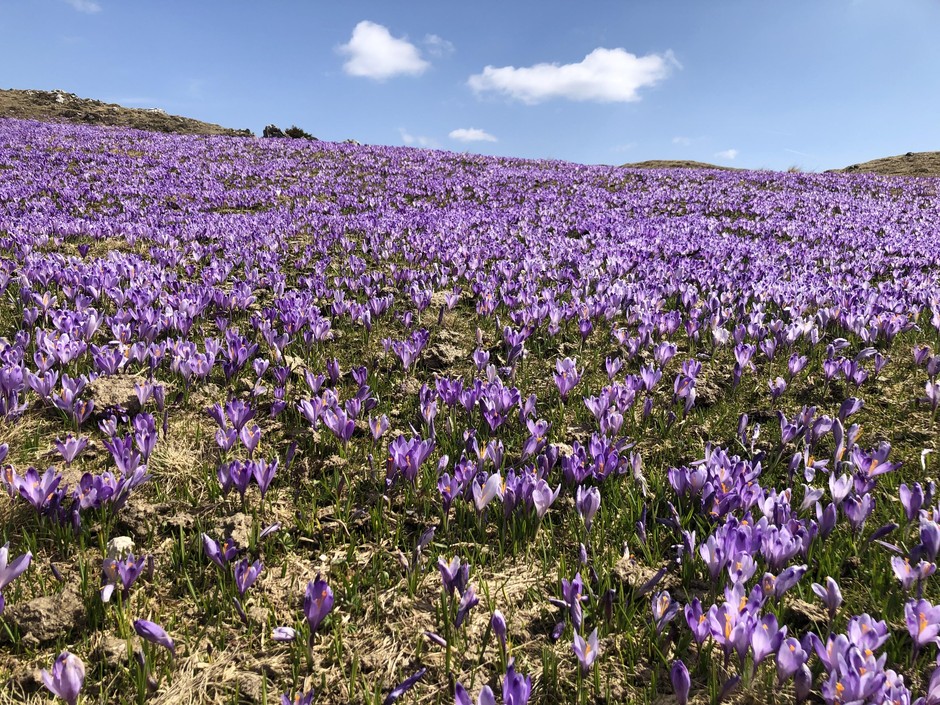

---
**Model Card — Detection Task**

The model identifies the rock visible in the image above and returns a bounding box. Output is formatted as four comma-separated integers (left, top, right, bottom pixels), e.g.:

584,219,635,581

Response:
5,589,85,644
232,671,267,704
400,377,421,396
216,512,253,548
115,501,157,538
424,341,465,371
107,536,135,559
613,557,680,594
693,374,722,408
93,634,130,669
87,375,141,414
786,598,828,629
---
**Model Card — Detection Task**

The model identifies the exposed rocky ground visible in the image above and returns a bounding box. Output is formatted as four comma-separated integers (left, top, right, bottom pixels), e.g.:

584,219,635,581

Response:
0,88,252,137
829,150,940,177
620,159,737,171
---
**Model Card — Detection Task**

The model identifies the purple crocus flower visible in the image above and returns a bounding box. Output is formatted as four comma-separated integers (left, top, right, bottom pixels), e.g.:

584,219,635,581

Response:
751,614,785,666
383,667,427,705
233,559,263,596
845,613,890,652
304,574,334,637
531,479,560,519
926,381,940,412
133,619,175,655
899,482,929,523
259,522,281,541
280,692,315,705
0,543,32,614
322,407,355,445
17,466,62,511
239,423,262,456
438,557,469,597
251,458,278,499
502,659,532,705
651,591,679,635
906,598,940,652
573,628,599,672
816,501,838,538
560,572,587,633
920,520,940,562
794,664,812,704
456,683,496,705
685,598,711,645
770,564,807,599
843,493,874,533
671,660,690,705
369,414,390,440
202,535,239,568
455,584,479,628
271,626,297,642
54,435,87,466
553,357,581,402
41,651,85,705
472,471,503,512
811,576,843,620
101,553,148,602
576,485,601,532
892,556,937,591
491,610,507,652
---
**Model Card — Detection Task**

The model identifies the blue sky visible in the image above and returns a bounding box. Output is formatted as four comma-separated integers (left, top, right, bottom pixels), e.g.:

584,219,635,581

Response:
2,0,938,170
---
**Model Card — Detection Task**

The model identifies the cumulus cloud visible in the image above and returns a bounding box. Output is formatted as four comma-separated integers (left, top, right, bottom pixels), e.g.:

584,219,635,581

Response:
467,47,676,104
672,136,692,146
715,149,739,160
399,128,439,148
449,128,497,143
64,0,101,13
339,21,429,80
424,34,455,57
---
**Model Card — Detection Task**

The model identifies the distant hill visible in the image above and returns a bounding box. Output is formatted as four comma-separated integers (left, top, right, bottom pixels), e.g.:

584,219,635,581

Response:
0,88,252,137
829,151,940,177
620,159,737,171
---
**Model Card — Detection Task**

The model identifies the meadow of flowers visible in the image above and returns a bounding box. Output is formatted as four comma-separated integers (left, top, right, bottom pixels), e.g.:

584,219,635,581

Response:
0,116,939,704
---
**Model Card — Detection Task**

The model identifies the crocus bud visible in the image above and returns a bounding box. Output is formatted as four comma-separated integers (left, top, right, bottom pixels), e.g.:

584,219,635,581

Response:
133,619,176,655
491,610,507,651
271,626,297,642
794,664,812,704
671,660,691,705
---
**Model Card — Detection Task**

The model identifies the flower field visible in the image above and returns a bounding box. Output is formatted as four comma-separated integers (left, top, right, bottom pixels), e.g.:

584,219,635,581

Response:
1,117,939,704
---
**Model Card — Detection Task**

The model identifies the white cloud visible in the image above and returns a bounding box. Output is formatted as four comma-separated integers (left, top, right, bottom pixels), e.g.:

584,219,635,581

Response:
399,128,439,148
449,128,497,143
424,34,454,58
672,136,692,146
340,21,429,80
715,149,739,160
64,0,101,13
468,48,676,104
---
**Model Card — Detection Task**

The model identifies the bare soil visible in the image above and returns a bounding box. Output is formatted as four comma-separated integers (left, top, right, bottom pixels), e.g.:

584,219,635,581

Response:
0,88,252,137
